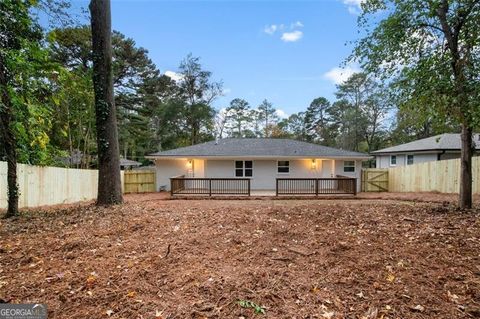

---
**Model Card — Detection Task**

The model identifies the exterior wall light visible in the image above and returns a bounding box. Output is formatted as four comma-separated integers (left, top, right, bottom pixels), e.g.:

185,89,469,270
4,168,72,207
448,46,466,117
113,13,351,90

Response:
186,160,193,169
311,159,317,169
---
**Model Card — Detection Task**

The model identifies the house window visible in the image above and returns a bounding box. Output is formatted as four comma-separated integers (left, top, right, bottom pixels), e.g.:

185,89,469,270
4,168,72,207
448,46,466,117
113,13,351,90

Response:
235,160,253,177
277,161,290,173
390,155,397,166
343,161,355,172
407,155,414,165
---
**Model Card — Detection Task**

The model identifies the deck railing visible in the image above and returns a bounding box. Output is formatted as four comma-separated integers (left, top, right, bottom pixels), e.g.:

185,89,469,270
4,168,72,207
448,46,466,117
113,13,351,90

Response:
276,177,357,196
170,177,251,196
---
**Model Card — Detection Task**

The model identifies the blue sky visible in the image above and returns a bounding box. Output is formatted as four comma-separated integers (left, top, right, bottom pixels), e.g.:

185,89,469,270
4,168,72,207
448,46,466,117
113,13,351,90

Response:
67,0,363,117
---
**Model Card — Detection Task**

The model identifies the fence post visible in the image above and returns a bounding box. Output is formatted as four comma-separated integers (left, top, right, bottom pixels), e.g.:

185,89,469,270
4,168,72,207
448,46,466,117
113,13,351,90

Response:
315,179,319,196
276,179,278,196
361,170,364,192
353,178,357,195
248,179,251,196
209,179,212,196
170,178,173,196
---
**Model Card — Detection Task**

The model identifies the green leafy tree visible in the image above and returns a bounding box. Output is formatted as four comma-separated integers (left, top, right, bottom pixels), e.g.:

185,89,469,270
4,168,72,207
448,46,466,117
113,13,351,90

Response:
48,26,175,162
327,100,364,151
277,112,308,140
50,67,96,168
225,98,252,137
304,97,332,144
390,108,458,145
354,0,480,208
0,0,61,217
334,73,372,151
257,99,279,137
177,54,222,145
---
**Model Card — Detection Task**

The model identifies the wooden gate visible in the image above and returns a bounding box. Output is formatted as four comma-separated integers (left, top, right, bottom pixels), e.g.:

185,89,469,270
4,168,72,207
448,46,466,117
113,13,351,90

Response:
124,170,156,193
361,169,388,192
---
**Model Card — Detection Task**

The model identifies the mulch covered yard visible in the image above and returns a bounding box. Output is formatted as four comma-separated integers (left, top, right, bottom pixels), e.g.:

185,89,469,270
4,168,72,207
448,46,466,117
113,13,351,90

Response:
0,194,479,318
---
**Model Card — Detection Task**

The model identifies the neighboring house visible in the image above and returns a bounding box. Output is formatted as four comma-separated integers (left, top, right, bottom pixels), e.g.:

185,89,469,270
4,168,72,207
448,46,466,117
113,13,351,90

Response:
146,138,370,191
120,158,141,170
372,133,480,168
58,150,141,170
57,150,94,168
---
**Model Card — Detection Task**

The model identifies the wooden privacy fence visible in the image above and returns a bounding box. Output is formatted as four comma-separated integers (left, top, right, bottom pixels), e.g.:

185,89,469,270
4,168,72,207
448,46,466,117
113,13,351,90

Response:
123,170,156,193
1,162,102,209
0,161,130,209
388,157,480,194
170,176,251,196
276,177,357,196
361,169,389,192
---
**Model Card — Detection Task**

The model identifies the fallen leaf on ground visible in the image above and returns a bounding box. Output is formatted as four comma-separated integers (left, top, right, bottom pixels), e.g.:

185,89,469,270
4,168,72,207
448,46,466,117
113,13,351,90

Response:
386,273,395,283
410,305,425,312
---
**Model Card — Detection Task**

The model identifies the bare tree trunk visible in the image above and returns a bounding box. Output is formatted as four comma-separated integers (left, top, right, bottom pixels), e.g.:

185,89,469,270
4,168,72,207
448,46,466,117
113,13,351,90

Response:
459,124,473,209
90,0,123,205
436,1,473,209
0,55,19,218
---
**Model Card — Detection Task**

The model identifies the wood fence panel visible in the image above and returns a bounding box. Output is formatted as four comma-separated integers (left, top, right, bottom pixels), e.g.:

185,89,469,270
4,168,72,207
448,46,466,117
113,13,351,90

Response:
1,161,125,209
124,170,156,193
388,157,479,194
1,162,98,208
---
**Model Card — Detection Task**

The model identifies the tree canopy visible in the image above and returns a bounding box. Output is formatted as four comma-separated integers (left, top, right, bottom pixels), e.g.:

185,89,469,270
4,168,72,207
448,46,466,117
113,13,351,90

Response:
353,0,480,208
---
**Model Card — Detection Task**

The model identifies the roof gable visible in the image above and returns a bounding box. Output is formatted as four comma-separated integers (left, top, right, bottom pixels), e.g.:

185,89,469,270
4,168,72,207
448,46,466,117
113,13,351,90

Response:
148,138,369,158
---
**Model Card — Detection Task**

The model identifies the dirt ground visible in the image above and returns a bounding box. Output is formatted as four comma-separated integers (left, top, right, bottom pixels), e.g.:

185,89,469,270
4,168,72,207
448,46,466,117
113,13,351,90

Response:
1,194,479,318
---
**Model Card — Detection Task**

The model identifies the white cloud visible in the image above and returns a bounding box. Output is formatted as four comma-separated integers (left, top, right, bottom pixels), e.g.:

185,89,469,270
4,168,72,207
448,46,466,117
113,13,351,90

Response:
264,21,303,39
276,109,289,119
343,0,363,5
347,6,360,15
164,70,183,82
264,24,278,35
324,65,361,84
343,0,365,15
281,30,303,42
291,21,304,28
222,88,231,95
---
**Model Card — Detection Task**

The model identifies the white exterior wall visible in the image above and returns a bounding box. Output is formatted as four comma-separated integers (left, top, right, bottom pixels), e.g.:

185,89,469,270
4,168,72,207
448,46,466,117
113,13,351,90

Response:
156,158,362,191
375,153,439,169
155,159,189,191
334,160,362,190
205,159,335,190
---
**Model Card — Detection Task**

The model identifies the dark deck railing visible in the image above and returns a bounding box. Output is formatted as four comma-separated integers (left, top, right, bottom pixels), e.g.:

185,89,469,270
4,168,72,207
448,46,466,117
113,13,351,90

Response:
170,177,251,196
276,177,357,196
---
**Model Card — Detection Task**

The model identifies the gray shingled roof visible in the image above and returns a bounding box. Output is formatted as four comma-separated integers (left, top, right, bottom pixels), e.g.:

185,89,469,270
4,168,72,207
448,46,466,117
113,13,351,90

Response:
148,138,370,158
372,133,480,154
120,158,141,167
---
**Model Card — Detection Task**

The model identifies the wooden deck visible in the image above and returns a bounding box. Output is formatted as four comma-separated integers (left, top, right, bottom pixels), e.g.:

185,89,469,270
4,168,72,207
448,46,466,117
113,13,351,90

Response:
170,177,357,197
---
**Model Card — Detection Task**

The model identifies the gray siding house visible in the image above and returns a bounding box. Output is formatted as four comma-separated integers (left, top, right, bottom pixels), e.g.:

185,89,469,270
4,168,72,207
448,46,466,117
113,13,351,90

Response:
146,138,370,192
372,133,480,168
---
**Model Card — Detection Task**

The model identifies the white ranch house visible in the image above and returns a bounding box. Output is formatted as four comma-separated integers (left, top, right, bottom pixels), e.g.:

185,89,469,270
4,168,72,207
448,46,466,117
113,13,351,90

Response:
146,138,370,195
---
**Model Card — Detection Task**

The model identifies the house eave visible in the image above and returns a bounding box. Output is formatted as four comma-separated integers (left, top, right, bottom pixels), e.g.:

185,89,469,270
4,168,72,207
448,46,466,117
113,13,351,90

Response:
371,149,465,155
145,155,372,160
